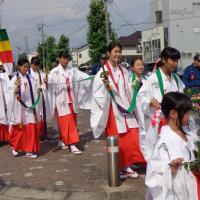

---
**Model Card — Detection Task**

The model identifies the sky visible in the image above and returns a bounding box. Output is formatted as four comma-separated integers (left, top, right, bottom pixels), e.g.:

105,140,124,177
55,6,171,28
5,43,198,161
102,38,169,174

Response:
0,0,152,59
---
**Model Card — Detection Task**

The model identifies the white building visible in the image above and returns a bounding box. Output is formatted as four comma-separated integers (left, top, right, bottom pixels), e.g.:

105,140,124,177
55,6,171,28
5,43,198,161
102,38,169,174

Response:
71,44,90,67
142,0,200,68
119,31,143,64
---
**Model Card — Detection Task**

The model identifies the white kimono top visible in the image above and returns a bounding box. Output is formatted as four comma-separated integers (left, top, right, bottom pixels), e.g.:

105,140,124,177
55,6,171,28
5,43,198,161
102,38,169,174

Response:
146,125,198,200
7,72,42,125
46,64,93,120
0,72,10,125
137,69,186,160
91,62,139,138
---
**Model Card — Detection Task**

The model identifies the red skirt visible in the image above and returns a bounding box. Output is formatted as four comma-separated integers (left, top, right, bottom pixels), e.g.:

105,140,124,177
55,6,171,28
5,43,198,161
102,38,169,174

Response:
105,105,145,170
193,171,200,199
37,121,44,137
58,112,79,145
9,123,40,153
0,124,9,142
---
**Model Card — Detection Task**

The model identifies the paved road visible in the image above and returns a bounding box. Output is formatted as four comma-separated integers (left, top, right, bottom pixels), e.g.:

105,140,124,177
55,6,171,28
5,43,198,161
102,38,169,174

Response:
0,110,146,200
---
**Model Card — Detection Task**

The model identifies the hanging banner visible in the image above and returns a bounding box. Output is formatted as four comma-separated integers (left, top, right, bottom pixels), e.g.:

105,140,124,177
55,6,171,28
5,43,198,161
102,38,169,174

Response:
0,29,13,74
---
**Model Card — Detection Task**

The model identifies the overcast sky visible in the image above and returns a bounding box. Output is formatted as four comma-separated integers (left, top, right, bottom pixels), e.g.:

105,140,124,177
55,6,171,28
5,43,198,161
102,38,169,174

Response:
0,0,152,59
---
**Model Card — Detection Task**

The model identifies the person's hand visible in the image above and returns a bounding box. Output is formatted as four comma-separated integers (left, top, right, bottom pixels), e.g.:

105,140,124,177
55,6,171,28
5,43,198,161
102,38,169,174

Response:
169,158,184,175
43,77,48,84
14,87,20,94
149,98,161,109
102,78,112,90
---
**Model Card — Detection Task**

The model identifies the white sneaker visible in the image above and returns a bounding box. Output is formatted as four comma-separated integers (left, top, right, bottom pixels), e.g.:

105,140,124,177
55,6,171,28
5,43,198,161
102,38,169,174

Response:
26,153,38,158
123,167,139,179
58,140,69,150
12,149,19,157
70,145,82,155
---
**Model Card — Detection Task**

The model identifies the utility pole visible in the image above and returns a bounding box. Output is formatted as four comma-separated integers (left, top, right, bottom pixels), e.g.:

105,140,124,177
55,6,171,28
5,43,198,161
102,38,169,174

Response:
16,46,21,59
24,35,29,54
37,22,46,68
104,0,113,46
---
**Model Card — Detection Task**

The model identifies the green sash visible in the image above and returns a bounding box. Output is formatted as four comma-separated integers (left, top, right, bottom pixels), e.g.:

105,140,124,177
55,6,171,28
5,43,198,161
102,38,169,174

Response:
156,68,179,97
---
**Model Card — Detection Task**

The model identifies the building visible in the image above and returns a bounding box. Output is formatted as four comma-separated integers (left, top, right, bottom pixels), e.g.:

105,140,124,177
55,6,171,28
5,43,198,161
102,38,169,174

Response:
142,0,200,68
71,44,90,68
71,31,142,67
119,31,142,64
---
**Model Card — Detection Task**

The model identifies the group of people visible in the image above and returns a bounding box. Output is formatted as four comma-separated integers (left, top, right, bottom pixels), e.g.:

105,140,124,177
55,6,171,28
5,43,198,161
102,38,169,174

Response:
0,41,200,199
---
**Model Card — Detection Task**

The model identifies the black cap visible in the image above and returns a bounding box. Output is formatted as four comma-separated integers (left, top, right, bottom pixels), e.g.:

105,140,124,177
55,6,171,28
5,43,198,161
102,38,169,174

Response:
194,55,200,61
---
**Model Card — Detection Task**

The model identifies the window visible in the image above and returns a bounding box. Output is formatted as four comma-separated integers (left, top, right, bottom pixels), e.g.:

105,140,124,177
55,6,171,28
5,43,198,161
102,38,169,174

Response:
155,10,163,24
192,1,200,9
193,2,197,8
194,26,200,33
187,53,192,58
164,27,169,47
79,54,82,59
181,53,186,58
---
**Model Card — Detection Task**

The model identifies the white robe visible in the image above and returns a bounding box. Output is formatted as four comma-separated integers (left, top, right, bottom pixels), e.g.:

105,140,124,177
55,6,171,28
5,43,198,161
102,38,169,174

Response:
0,73,10,125
137,69,187,160
46,64,93,121
146,125,198,200
91,62,139,138
7,72,41,125
128,73,150,153
28,68,48,119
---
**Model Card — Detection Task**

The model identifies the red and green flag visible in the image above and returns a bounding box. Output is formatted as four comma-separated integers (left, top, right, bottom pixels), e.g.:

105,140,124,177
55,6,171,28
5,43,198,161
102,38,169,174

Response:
0,29,13,74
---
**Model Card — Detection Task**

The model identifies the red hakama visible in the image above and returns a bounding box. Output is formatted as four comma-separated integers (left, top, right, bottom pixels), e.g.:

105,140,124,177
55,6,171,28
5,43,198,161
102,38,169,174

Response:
57,76,80,146
37,121,44,137
9,123,40,153
105,104,145,170
58,110,79,145
0,124,9,142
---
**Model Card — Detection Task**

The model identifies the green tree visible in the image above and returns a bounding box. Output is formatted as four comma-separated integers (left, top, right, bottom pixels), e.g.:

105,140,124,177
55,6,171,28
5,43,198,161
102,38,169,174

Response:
87,0,117,64
58,34,70,53
37,34,70,69
18,52,27,59
37,36,58,69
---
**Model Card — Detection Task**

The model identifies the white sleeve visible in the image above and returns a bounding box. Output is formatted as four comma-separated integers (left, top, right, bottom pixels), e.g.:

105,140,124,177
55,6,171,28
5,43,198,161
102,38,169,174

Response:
90,69,110,138
137,77,153,118
45,70,57,121
177,76,185,93
75,69,94,110
145,141,173,200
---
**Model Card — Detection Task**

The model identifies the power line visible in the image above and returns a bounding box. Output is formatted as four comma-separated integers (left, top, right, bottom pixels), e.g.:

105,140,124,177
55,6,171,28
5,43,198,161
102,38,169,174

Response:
110,3,137,32
117,14,200,29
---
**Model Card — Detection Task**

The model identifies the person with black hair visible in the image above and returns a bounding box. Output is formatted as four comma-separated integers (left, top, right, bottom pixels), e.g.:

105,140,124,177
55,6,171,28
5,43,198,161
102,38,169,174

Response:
28,56,47,139
91,42,145,179
0,60,9,145
130,56,147,91
137,47,186,160
146,92,199,200
7,58,40,158
45,51,93,155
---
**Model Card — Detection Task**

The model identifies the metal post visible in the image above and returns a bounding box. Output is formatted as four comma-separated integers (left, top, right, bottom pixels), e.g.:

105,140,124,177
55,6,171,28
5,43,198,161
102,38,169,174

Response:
107,136,120,187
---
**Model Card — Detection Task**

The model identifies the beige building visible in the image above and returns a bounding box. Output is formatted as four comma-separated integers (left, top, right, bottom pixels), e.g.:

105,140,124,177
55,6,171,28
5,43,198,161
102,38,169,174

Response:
71,44,90,67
